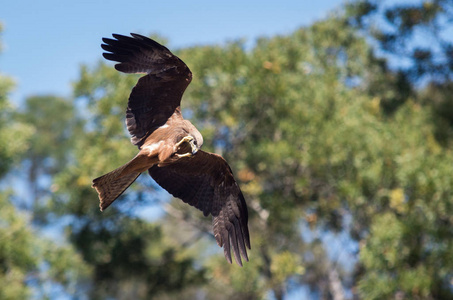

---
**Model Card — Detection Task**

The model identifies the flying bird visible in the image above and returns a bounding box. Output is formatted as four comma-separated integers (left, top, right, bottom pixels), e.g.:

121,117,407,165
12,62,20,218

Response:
92,33,250,266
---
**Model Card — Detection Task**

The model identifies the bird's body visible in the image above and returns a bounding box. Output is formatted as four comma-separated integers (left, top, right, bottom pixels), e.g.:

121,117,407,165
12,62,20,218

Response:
92,33,250,266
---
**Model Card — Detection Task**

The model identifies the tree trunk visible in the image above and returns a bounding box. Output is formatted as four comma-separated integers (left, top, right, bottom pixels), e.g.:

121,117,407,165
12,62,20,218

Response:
328,266,345,300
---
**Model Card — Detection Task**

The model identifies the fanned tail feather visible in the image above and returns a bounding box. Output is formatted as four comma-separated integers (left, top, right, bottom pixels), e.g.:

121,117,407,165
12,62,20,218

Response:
92,165,141,211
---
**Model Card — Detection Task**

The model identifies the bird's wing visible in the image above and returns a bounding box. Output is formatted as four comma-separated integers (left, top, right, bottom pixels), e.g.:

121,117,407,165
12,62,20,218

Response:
148,150,251,266
101,33,192,147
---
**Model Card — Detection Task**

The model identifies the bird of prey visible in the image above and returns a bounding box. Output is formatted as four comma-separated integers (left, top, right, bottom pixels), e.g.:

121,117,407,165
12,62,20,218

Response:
92,33,250,266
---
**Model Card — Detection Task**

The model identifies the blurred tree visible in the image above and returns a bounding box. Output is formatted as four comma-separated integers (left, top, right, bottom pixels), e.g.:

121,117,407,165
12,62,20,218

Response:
46,8,453,298
173,8,453,299
0,24,90,299
5,1,453,299
14,95,82,214
346,0,453,83
345,0,453,126
0,23,36,297
0,42,31,177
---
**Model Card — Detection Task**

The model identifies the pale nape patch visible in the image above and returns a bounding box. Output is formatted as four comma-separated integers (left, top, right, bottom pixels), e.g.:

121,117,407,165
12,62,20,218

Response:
143,140,163,153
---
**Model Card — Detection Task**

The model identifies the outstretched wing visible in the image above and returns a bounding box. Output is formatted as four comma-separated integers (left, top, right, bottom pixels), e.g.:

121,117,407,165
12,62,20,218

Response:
148,151,251,266
101,33,192,147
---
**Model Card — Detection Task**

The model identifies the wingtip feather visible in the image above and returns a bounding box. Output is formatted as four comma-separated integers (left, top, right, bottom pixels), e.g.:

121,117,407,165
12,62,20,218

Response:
130,32,146,40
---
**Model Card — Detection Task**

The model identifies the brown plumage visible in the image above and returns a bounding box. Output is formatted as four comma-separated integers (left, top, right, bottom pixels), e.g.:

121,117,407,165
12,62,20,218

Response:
92,33,250,266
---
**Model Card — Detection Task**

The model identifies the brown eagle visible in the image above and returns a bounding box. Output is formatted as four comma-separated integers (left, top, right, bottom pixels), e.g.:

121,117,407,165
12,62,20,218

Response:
92,33,250,266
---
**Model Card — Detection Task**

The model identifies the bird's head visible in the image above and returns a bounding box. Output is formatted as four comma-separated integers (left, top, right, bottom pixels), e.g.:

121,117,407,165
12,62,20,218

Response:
175,121,203,158
191,130,203,153
187,135,199,155
175,133,203,158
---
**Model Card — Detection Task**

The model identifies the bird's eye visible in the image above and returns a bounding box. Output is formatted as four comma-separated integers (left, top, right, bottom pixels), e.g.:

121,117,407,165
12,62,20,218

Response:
194,140,198,146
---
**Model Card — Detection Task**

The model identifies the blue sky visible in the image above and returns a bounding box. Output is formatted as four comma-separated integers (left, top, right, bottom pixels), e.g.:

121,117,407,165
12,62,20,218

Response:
1,0,345,103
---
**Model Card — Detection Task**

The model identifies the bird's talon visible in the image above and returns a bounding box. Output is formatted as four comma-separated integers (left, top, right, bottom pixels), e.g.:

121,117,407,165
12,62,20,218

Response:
175,136,194,148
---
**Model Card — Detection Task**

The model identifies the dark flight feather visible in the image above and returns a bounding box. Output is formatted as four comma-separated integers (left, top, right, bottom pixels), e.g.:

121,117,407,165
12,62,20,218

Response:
149,150,250,266
102,33,192,147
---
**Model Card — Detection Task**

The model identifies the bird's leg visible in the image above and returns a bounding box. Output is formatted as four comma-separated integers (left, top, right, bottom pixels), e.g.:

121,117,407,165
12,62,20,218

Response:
175,135,194,148
175,136,197,158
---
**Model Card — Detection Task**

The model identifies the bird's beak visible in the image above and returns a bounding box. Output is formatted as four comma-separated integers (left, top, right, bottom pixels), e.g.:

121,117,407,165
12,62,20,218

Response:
189,139,198,155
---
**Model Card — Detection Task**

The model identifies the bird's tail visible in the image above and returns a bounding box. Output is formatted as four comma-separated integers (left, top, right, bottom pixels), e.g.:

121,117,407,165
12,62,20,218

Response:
92,164,141,211
92,150,160,211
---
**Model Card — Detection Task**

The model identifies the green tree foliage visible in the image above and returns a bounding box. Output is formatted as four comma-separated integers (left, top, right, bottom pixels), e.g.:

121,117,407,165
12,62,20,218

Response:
14,95,82,215
0,189,91,299
346,0,453,82
49,10,453,299
0,192,37,300
345,0,453,130
0,24,90,299
0,23,39,299
0,74,31,177
174,9,453,298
